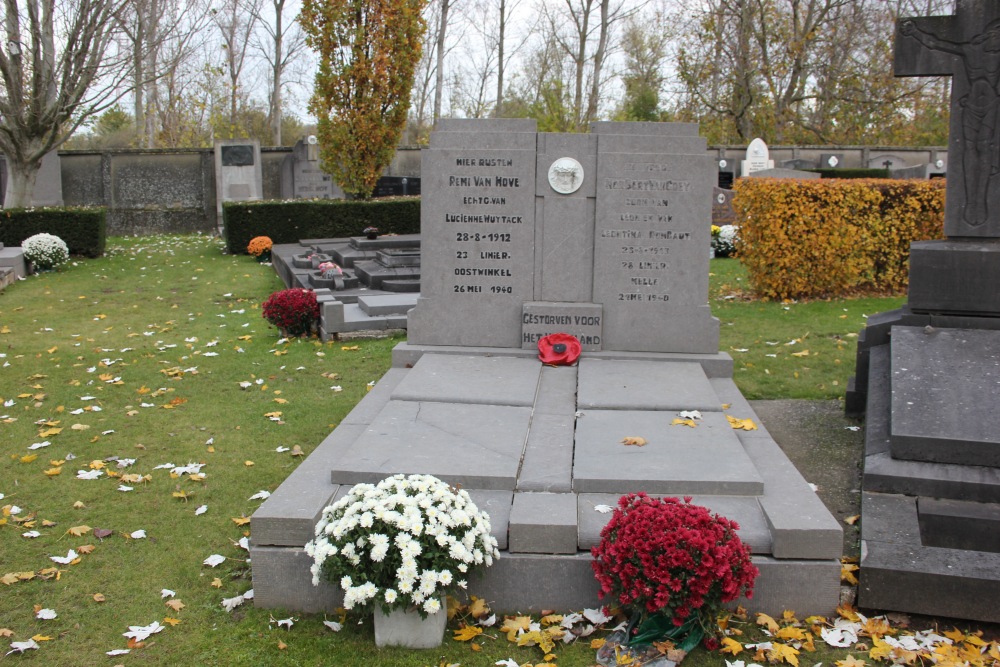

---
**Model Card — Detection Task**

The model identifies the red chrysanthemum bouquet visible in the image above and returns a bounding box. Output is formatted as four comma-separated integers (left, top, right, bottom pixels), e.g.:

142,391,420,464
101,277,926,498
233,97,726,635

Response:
591,493,758,651
262,288,320,337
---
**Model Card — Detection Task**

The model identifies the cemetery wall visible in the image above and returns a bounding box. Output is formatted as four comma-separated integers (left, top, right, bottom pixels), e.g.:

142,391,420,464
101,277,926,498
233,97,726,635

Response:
45,144,941,235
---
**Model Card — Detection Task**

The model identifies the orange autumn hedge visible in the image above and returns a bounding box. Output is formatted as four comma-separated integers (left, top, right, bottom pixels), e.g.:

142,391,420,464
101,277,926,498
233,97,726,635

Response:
732,178,945,300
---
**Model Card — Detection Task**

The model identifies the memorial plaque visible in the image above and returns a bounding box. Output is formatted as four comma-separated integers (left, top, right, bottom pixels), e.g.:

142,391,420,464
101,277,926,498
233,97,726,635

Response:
221,145,255,167
521,302,603,351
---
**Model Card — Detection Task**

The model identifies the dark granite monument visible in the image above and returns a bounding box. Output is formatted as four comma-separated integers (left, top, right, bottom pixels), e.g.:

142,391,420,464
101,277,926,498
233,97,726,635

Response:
848,0,1000,623
250,120,843,616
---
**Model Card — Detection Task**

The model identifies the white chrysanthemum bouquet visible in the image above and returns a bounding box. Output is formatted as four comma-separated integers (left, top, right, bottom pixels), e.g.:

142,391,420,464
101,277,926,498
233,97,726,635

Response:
21,233,69,270
306,474,499,618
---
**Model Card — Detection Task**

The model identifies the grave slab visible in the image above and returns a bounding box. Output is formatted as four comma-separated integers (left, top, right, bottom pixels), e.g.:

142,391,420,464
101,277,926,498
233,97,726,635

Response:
508,493,578,554
890,326,1000,467
330,400,532,490
573,410,764,495
577,358,721,412
390,354,541,407
918,496,1000,553
908,240,1000,315
516,414,575,492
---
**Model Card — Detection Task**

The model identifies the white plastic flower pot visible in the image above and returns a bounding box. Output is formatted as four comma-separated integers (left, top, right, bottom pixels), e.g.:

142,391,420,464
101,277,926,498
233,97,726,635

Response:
373,597,447,649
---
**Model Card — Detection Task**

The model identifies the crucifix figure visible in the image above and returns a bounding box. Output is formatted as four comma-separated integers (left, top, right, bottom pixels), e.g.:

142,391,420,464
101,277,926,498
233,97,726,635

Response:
895,1,1000,236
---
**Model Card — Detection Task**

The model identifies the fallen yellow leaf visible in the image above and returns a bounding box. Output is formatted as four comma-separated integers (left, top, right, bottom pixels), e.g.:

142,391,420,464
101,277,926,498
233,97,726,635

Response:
453,626,484,641
162,617,182,626
621,436,648,446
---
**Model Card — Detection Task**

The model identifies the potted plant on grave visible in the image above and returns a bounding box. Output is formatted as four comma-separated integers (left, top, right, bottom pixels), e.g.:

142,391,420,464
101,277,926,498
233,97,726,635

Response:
305,474,500,649
363,226,379,240
261,288,320,337
712,224,739,258
21,233,69,272
591,493,758,664
247,236,273,263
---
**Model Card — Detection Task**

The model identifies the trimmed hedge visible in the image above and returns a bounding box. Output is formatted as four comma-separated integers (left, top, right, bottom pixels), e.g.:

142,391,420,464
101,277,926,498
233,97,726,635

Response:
0,207,106,257
732,178,945,300
223,197,420,254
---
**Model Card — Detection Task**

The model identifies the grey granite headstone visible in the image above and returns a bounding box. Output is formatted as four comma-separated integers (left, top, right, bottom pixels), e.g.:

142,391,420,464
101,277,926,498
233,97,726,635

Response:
280,136,344,200
408,120,719,354
867,154,907,171
781,158,817,170
214,139,262,226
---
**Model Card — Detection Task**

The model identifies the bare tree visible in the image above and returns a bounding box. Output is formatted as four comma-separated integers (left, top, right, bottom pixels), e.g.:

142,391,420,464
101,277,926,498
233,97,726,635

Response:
543,0,636,130
252,0,306,145
119,0,207,147
0,0,129,206
209,0,263,136
432,0,453,121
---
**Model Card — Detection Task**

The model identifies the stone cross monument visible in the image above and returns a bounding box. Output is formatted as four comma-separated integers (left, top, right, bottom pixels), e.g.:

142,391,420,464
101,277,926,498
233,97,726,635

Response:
846,0,1000,623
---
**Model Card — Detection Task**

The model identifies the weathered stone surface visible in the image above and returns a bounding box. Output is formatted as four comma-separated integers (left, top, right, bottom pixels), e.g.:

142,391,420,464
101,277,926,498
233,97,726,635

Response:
330,400,532,490
907,240,1000,315
390,354,541,407
577,358,721,412
895,1,1000,237
572,409,764,495
918,496,1000,553
509,493,578,554
890,326,1000,467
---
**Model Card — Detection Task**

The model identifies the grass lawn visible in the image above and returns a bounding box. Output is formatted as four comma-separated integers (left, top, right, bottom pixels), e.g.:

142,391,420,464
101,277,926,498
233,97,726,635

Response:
0,237,984,666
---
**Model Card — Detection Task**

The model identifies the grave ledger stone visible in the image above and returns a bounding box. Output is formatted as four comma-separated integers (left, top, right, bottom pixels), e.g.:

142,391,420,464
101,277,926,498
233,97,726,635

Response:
250,120,842,617
848,0,1000,623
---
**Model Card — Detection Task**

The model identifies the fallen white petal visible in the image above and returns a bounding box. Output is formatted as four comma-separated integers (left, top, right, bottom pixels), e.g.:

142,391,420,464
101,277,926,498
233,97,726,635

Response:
161,589,176,598
594,504,613,514
248,490,271,501
195,505,208,515
106,649,131,656
22,530,41,538
7,638,40,654
323,620,342,632
130,529,146,539
50,549,79,564
204,554,226,567
123,621,164,642
36,608,57,620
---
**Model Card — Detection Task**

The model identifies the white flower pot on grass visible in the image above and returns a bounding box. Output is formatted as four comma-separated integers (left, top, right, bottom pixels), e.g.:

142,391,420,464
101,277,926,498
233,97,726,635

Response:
373,596,447,648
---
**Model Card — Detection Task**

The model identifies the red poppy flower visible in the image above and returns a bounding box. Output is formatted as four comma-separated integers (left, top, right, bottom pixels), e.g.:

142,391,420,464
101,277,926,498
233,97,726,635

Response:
537,333,582,366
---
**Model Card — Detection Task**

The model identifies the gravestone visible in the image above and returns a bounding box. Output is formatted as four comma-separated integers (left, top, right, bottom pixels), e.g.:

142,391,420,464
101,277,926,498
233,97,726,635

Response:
214,139,262,227
279,136,344,200
373,176,420,197
740,137,774,176
712,187,737,226
781,158,818,171
748,167,821,180
717,158,736,189
819,153,844,170
867,154,907,171
848,0,1000,623
251,120,842,616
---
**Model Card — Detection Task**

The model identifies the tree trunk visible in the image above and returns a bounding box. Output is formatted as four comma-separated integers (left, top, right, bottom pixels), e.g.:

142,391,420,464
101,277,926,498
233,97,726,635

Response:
584,0,609,126
4,159,41,209
495,0,505,117
433,0,451,121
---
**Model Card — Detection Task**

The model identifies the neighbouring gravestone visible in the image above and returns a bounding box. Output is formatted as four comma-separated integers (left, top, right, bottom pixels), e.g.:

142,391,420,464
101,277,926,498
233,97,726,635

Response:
712,187,737,227
847,0,1000,623
250,119,843,617
781,158,818,171
748,167,821,180
740,137,774,176
214,139,262,227
372,176,420,197
867,154,907,171
280,136,344,200
716,157,736,189
819,153,844,170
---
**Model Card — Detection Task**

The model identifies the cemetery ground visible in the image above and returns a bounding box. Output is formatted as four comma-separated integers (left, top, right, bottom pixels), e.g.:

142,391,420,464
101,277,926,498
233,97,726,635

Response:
0,234,994,667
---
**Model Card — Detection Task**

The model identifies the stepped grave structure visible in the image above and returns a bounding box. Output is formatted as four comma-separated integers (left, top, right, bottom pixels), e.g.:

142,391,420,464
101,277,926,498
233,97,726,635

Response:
271,234,421,337
251,119,843,614
846,0,1000,623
